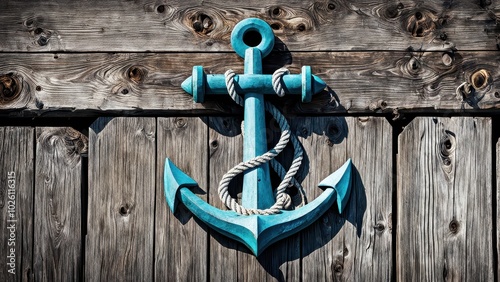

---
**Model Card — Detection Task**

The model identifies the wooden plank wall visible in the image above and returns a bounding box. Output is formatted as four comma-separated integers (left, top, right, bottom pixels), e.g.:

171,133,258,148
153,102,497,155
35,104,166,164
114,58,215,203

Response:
0,117,497,280
0,0,498,115
0,0,499,281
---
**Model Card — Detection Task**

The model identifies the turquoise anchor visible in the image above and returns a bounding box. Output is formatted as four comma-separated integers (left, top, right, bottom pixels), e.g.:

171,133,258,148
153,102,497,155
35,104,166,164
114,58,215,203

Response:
164,18,352,256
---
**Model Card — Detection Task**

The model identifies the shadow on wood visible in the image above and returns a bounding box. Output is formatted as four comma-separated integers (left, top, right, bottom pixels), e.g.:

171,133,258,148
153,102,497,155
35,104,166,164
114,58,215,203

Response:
203,115,366,280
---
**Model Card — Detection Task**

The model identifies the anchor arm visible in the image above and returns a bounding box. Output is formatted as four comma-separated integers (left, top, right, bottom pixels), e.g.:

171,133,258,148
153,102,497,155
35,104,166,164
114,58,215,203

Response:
164,158,353,256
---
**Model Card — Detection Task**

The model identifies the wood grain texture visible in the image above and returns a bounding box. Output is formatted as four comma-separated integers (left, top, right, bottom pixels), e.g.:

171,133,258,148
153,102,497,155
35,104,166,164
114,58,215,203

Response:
397,117,493,281
86,117,155,281
299,117,392,281
497,136,500,281
155,117,208,281
0,127,34,281
0,0,498,52
298,117,348,282
208,116,300,282
208,117,241,282
342,117,392,281
0,51,499,115
34,127,87,281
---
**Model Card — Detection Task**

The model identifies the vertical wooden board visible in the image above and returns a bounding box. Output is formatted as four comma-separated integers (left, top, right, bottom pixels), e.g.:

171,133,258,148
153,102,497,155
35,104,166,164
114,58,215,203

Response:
34,128,87,281
155,117,207,281
208,117,240,281
343,117,392,281
86,117,155,281
0,127,34,281
208,116,300,281
298,116,349,281
497,137,500,281
299,117,392,281
397,117,493,281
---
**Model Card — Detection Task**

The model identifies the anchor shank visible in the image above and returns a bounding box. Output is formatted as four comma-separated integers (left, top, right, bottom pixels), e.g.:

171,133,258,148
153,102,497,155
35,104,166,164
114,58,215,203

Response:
242,47,274,209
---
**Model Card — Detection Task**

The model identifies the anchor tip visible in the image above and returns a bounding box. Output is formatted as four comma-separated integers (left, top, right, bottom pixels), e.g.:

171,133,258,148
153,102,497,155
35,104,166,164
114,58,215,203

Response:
164,158,198,213
318,159,353,214
181,77,193,95
312,75,327,94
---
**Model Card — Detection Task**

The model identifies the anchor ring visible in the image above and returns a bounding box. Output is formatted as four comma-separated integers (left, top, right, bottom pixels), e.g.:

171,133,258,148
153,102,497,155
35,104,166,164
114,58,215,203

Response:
231,18,275,58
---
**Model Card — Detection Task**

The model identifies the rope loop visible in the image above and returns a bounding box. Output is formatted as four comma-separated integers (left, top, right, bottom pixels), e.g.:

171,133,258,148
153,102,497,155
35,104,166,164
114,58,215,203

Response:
272,68,290,97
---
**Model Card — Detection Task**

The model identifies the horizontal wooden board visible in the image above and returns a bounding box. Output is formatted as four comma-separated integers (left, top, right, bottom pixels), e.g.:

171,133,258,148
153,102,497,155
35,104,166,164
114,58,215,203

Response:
0,0,498,52
0,51,498,115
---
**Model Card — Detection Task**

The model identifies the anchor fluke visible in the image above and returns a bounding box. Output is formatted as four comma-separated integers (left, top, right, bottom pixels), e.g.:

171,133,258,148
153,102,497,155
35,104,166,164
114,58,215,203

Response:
318,158,353,213
164,158,198,213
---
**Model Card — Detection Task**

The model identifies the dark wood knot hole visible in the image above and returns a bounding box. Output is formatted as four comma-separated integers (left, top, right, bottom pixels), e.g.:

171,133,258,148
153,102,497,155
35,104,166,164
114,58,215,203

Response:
119,205,130,216
471,69,491,90
128,66,146,84
449,219,459,234
0,74,21,102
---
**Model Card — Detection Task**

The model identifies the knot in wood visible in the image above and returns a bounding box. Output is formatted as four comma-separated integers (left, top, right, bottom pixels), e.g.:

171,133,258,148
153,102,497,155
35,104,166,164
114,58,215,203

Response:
127,66,146,84
442,52,453,66
37,35,50,46
210,139,219,149
449,219,460,234
333,261,343,273
384,3,404,19
156,4,165,13
439,131,455,158
470,69,491,90
175,117,187,128
439,130,455,180
190,13,214,35
374,222,385,232
119,204,131,216
403,9,437,37
0,74,21,103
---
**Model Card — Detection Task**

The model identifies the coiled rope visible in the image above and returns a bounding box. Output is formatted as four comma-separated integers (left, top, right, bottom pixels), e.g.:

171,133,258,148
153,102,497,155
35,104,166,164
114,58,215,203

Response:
218,68,306,215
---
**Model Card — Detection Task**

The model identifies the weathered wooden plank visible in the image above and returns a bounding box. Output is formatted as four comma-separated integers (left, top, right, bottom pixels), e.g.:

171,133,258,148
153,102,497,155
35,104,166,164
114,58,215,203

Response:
300,117,392,281
208,116,300,281
86,117,155,281
0,51,499,115
298,117,348,282
33,127,87,281
208,117,241,281
397,117,493,281
155,117,208,281
0,0,498,52
497,135,500,281
0,127,34,281
342,117,392,280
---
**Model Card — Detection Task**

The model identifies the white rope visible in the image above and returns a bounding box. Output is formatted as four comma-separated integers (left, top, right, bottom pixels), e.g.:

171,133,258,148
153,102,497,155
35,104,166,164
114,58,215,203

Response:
272,67,290,97
218,68,305,215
